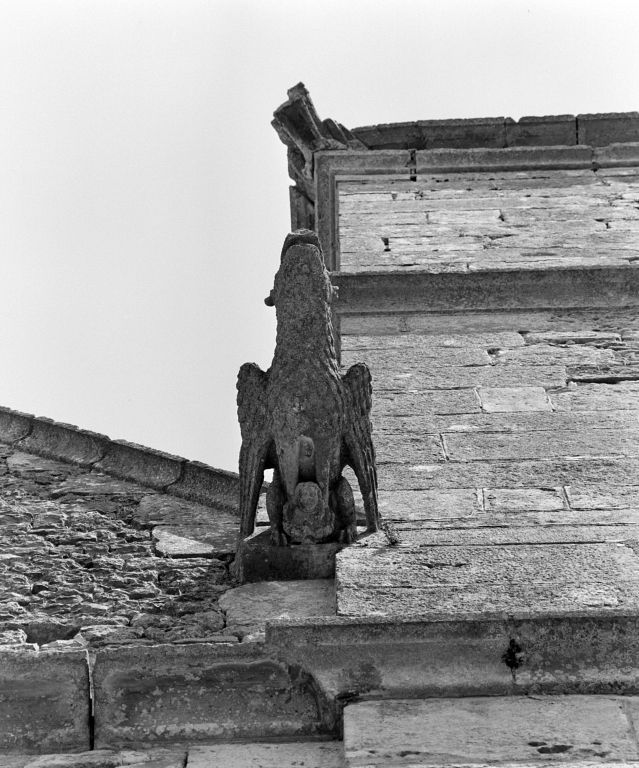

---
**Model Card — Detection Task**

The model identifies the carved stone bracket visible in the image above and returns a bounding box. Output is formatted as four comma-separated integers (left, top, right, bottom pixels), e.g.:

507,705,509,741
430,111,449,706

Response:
272,83,365,230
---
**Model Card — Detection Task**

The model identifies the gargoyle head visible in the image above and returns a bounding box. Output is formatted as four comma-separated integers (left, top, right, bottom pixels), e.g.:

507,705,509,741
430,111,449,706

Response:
264,229,337,309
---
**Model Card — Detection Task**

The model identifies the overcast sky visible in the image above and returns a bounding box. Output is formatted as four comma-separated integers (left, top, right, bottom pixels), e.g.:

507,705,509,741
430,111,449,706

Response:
1,0,638,473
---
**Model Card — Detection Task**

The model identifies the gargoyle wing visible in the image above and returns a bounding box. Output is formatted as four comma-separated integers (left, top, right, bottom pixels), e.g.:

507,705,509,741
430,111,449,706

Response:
237,362,272,538
342,362,379,532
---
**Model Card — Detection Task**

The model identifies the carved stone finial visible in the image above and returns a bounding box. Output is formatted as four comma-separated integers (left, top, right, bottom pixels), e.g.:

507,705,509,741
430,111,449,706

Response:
236,230,379,547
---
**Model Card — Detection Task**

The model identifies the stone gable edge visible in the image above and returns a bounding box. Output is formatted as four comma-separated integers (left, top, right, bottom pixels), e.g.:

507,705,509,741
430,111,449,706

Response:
0,406,239,512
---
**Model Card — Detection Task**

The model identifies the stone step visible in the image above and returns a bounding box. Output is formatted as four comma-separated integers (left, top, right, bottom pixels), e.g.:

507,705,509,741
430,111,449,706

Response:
343,696,639,767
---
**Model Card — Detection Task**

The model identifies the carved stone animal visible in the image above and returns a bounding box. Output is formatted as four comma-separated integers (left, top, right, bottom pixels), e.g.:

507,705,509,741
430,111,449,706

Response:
237,230,379,545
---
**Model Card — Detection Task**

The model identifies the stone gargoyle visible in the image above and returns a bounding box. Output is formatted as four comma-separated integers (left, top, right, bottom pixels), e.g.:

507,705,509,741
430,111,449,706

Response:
237,230,379,546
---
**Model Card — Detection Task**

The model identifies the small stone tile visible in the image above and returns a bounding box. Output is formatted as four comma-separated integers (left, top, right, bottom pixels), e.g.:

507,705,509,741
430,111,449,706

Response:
478,387,552,412
484,488,565,512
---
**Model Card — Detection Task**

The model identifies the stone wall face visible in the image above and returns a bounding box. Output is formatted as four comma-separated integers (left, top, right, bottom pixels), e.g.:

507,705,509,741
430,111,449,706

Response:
336,166,639,273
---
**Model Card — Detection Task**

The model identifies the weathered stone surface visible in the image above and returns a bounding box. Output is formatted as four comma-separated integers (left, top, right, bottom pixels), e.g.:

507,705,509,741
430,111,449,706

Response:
343,696,639,766
0,407,33,443
378,488,480,521
577,111,639,145
93,643,327,746
133,494,236,528
50,474,150,498
17,748,186,767
342,307,639,338
0,649,90,753
444,428,639,462
377,456,639,491
372,361,566,390
551,381,639,411
483,487,565,512
524,330,622,345
7,451,76,479
342,331,525,351
493,342,615,366
372,389,481,417
219,580,335,638
152,525,235,557
234,529,344,581
188,742,344,768
270,610,639,702
477,386,552,412
342,346,492,368
506,113,576,147
566,484,639,510
375,410,637,436
356,523,639,548
375,434,444,464
336,543,639,617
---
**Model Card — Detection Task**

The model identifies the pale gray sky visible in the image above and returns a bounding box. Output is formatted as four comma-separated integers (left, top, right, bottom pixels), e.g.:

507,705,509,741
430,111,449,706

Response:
1,0,637,472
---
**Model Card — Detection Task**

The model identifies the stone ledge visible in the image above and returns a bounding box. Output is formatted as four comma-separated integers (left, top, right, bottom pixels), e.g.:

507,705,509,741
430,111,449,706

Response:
266,611,639,702
333,265,639,315
415,144,594,172
0,406,240,511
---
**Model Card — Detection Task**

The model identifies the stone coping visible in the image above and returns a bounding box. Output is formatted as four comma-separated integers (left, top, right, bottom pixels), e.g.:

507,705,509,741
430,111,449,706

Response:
352,112,639,150
0,406,240,511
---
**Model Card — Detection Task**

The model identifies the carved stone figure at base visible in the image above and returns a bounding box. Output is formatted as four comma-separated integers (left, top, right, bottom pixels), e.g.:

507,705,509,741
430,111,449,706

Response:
237,229,378,546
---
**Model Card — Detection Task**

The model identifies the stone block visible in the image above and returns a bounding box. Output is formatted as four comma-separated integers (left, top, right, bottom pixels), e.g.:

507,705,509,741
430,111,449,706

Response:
352,117,506,150
93,642,327,747
17,419,107,467
505,114,576,147
234,529,344,582
0,406,33,444
0,649,90,753
343,696,639,766
94,440,183,490
219,580,335,638
477,387,551,413
595,142,639,167
377,456,639,492
483,487,565,512
550,381,639,411
168,460,239,512
378,488,480,521
443,428,639,462
578,112,639,145
187,742,344,768
152,526,229,557
336,542,639,618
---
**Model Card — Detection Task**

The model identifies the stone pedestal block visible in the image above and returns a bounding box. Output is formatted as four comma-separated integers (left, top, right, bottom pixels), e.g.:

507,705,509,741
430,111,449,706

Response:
234,529,344,582
0,649,90,754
